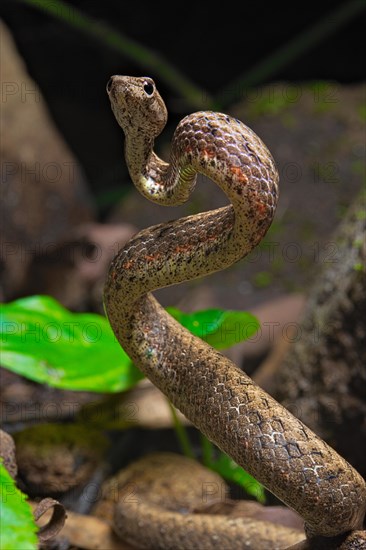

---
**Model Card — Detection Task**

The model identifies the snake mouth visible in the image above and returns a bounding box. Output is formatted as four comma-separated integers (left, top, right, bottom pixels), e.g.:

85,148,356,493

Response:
106,76,129,116
106,75,123,100
106,76,114,94
106,76,137,113
106,75,128,98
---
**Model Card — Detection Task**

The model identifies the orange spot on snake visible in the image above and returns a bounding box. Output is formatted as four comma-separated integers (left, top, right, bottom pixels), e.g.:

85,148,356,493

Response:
230,166,249,183
202,148,216,159
174,244,192,254
256,201,267,216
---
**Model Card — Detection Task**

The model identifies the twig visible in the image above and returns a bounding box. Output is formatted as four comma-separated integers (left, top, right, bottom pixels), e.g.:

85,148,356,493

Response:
18,0,214,109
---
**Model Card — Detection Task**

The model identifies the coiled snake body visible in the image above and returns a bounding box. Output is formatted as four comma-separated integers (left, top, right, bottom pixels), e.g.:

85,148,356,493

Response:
104,76,366,547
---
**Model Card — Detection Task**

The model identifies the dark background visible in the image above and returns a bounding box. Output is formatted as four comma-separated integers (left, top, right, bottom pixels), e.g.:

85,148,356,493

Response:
1,0,365,210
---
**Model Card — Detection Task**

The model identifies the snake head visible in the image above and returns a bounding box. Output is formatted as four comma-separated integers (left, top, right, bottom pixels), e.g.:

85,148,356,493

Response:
107,76,168,138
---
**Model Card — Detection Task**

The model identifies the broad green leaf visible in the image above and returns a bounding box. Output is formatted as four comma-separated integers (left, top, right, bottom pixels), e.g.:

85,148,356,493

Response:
0,295,143,392
0,461,38,550
0,296,259,393
167,307,259,349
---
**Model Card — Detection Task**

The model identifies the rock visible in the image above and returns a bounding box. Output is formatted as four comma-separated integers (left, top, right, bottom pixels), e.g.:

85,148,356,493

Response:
14,423,108,495
26,222,136,311
0,21,95,301
0,429,17,478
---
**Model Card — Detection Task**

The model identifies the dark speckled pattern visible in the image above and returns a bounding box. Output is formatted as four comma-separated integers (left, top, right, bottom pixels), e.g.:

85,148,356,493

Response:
104,76,366,546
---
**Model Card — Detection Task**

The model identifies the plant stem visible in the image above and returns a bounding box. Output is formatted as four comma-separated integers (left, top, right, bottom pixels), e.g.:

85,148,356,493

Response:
19,0,214,110
167,400,195,459
200,432,214,466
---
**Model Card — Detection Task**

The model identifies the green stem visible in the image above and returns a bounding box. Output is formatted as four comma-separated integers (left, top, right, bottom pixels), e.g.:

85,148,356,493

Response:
200,432,214,467
167,400,195,459
217,0,366,107
18,0,214,110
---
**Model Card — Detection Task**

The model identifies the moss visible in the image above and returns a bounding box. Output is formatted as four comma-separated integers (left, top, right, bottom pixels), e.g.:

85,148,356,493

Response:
246,86,297,118
358,104,366,122
252,271,273,288
307,81,339,114
14,423,108,457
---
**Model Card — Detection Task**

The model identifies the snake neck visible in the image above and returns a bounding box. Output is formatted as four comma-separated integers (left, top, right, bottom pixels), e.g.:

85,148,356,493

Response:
124,129,198,206
124,134,161,197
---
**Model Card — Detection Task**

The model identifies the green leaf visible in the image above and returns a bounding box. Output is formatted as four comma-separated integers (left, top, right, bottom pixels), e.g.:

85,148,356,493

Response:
0,295,143,393
167,307,259,349
200,437,266,503
0,296,258,393
0,461,38,550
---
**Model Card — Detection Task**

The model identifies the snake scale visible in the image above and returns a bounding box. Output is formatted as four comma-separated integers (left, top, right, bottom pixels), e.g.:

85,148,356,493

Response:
104,76,366,548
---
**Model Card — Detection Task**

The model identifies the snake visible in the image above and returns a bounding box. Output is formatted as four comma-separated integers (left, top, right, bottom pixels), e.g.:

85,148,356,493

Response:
104,75,366,548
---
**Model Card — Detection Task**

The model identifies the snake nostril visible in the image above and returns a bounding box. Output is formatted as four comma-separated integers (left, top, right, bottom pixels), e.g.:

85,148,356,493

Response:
107,77,114,93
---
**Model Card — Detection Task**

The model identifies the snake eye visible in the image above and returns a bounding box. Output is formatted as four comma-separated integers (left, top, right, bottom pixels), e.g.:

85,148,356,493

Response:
143,81,154,96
